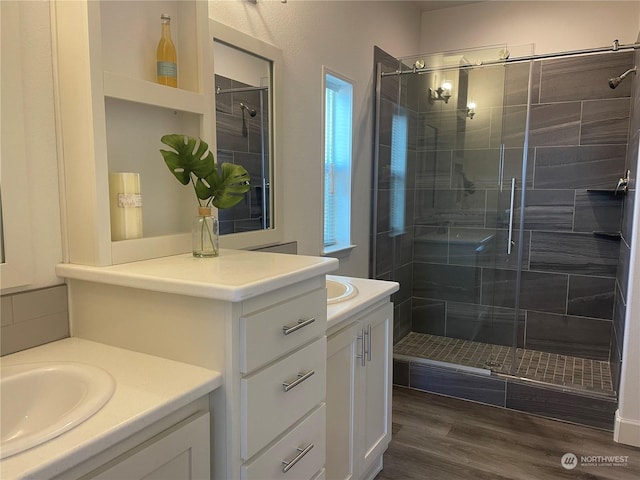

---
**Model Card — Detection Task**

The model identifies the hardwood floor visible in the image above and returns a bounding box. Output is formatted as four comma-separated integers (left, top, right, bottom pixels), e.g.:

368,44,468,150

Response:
375,386,640,480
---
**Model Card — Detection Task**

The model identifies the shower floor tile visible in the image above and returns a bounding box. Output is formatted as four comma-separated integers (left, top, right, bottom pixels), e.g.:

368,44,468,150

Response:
394,332,614,396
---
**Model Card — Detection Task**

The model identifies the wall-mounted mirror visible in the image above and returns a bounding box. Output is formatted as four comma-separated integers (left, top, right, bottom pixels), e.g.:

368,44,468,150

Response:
211,20,284,249
1,1,33,289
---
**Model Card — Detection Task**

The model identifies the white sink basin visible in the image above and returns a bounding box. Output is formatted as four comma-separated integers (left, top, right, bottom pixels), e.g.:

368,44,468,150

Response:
0,362,115,459
327,277,358,304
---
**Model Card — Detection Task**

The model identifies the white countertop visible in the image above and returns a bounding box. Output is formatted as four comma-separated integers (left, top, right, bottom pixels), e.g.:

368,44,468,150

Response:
0,338,222,480
326,275,399,331
56,249,338,302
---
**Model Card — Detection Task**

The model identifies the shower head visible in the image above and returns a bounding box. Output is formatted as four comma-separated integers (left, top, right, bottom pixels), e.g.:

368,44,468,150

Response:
240,102,257,117
608,66,637,89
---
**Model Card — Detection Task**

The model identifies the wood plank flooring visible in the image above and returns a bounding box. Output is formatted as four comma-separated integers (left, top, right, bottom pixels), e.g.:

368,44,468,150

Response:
375,387,640,480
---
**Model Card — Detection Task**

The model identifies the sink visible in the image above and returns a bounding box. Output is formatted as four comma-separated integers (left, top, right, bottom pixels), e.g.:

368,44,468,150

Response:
326,277,358,304
0,362,115,459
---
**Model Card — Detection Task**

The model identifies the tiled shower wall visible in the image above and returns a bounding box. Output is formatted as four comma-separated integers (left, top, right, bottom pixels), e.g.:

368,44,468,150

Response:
373,49,635,373
215,74,270,235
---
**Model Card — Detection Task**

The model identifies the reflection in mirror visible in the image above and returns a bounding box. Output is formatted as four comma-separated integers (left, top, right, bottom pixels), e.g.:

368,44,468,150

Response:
213,40,272,235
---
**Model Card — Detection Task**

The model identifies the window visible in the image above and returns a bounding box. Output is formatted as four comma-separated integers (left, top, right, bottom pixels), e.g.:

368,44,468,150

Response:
323,70,353,253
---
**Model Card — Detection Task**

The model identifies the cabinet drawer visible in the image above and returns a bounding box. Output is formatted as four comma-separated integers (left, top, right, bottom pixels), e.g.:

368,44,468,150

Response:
240,289,326,373
241,337,326,460
241,405,326,480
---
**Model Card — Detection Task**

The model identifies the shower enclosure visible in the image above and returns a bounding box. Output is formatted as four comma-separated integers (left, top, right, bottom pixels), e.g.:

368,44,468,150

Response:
373,44,636,429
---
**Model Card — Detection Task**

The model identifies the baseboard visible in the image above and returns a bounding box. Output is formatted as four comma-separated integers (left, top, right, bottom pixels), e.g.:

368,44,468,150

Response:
614,409,640,447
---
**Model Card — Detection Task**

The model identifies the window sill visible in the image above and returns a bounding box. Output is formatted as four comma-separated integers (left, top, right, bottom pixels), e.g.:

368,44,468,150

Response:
322,244,357,258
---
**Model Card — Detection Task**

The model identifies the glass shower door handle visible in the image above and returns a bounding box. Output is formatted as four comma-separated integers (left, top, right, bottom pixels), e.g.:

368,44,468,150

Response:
507,178,516,255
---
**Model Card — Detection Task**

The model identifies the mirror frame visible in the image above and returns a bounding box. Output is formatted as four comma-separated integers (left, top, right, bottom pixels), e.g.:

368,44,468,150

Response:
210,19,284,250
1,1,33,290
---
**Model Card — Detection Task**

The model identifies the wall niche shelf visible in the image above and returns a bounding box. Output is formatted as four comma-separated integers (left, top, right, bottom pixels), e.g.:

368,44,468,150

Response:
103,71,207,114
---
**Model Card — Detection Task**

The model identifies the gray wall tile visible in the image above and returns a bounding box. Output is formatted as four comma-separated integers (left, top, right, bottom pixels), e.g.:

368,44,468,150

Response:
415,150,452,189
1,296,12,327
414,189,486,227
534,145,627,189
12,285,67,322
567,275,615,320
581,98,631,145
481,269,568,314
414,262,481,304
445,302,525,347
413,226,448,263
412,298,446,335
530,231,620,277
526,311,611,361
506,381,616,430
538,52,634,103
410,363,506,407
529,102,581,147
1,285,69,356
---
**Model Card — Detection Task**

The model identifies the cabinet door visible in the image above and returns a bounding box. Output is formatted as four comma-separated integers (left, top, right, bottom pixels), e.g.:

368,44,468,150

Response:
87,413,210,480
326,322,359,480
359,303,393,476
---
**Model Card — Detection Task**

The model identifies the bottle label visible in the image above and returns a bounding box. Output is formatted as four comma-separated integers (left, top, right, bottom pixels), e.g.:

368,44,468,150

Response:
157,61,177,78
118,193,143,208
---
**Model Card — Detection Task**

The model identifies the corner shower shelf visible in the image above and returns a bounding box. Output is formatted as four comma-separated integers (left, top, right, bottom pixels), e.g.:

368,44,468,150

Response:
592,231,622,239
586,189,627,196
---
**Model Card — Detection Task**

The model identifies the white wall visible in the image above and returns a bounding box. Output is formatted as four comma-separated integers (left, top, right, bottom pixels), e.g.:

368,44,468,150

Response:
209,0,422,277
420,1,640,55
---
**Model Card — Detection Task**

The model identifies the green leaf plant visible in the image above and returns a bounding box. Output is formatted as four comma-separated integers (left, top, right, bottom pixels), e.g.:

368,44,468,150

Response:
160,134,250,209
160,134,250,257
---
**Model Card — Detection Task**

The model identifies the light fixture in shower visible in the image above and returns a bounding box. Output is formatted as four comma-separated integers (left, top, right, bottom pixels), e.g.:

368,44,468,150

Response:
466,102,476,119
429,81,452,103
608,66,637,89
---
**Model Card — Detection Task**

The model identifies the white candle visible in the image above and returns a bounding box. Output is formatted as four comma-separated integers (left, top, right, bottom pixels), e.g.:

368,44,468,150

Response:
109,172,143,241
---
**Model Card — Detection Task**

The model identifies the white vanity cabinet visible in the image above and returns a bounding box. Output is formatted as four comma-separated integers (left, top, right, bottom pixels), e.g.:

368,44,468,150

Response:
326,300,393,480
78,411,211,480
57,251,337,480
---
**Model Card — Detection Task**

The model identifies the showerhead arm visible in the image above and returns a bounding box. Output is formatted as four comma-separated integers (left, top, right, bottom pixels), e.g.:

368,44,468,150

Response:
609,66,637,89
240,102,257,117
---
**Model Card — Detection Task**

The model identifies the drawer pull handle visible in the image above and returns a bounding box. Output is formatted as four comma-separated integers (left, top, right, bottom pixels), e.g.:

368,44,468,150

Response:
282,370,315,392
282,443,314,473
282,317,315,335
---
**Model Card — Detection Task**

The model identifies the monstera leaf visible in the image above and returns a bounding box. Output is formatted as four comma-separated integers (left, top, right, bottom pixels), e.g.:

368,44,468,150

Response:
195,163,251,209
160,134,216,185
160,133,250,210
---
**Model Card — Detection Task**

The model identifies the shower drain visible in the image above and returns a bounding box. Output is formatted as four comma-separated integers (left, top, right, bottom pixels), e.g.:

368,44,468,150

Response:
484,360,503,369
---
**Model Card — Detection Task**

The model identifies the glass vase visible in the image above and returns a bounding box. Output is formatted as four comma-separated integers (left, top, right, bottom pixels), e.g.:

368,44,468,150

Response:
192,206,219,257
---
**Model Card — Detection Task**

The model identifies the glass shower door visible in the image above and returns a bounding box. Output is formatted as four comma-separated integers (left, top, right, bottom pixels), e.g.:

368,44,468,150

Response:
375,47,530,376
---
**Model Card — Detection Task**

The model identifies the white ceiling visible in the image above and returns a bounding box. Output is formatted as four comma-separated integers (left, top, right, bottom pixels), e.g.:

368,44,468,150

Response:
414,1,482,11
